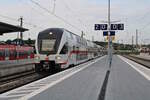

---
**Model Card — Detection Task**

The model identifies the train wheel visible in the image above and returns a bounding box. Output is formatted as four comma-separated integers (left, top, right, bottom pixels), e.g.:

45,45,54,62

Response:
48,62,57,73
48,66,55,73
35,63,43,73
69,64,75,68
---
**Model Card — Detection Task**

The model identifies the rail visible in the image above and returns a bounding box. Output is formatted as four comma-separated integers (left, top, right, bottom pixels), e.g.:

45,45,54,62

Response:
0,70,49,94
123,55,150,69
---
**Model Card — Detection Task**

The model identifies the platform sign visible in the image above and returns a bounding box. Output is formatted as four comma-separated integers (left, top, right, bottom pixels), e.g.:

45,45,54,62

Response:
95,24,108,30
103,31,108,36
105,36,115,42
110,31,115,36
118,24,124,30
103,31,115,36
111,24,124,30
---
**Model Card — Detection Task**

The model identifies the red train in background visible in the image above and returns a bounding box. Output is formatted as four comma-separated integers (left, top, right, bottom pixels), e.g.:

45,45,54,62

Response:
0,44,34,61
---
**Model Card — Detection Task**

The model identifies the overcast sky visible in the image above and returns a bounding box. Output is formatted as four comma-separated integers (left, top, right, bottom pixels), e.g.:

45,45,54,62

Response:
0,0,150,44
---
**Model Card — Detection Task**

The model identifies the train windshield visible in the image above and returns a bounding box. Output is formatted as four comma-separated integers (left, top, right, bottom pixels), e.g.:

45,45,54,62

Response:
38,28,63,55
41,39,56,52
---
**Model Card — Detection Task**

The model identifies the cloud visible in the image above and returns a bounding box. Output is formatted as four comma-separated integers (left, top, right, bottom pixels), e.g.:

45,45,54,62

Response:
0,0,149,44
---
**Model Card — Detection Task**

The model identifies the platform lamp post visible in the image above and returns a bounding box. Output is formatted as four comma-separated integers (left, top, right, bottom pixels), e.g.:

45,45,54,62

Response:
108,0,112,67
94,0,124,67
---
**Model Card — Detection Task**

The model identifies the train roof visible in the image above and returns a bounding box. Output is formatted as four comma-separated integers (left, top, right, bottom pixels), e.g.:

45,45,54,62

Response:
40,28,104,48
39,28,64,34
40,28,83,39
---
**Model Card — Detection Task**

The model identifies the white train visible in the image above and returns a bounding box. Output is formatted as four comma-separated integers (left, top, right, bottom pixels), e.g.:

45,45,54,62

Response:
35,28,105,72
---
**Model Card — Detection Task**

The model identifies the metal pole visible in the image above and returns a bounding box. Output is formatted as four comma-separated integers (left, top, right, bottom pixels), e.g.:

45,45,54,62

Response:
81,31,84,38
53,0,56,14
108,0,110,27
20,17,23,40
108,0,112,67
136,29,138,48
132,36,134,52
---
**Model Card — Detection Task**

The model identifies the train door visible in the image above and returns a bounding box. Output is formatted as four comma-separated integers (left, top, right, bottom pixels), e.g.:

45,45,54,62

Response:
76,46,80,64
27,49,31,59
0,49,5,61
71,46,76,65
30,48,34,59
5,48,10,60
9,50,16,60
67,43,73,66
59,42,69,68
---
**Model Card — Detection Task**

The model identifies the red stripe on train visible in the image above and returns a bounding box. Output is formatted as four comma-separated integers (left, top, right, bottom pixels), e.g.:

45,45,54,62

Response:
60,50,88,65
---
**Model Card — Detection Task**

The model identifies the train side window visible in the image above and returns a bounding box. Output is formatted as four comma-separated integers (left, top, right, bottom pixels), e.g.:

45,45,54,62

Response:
5,49,10,57
60,43,68,54
0,51,3,56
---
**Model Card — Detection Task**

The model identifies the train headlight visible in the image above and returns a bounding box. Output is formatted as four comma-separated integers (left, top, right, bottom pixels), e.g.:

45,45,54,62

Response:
55,56,61,60
49,32,53,35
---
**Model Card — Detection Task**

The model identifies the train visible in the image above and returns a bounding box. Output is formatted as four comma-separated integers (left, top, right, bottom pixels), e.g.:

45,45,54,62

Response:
140,47,150,54
0,44,34,61
35,28,105,72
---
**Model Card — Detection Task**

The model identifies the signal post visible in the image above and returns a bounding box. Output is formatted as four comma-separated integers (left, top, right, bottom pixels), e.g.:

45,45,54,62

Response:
94,0,124,67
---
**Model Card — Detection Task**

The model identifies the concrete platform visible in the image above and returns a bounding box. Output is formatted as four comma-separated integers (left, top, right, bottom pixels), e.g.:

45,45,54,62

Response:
0,56,108,100
105,55,150,100
134,53,150,60
0,59,35,77
0,55,150,100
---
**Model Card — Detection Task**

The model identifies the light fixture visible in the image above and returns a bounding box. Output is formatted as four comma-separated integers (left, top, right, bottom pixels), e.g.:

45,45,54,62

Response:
49,32,53,35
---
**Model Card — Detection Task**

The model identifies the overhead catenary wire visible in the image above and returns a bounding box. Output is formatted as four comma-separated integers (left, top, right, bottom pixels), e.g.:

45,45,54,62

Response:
30,0,82,32
131,7,150,31
20,0,48,29
0,13,43,29
140,21,150,31
61,0,88,28
61,0,92,37
0,14,18,22
135,6,150,23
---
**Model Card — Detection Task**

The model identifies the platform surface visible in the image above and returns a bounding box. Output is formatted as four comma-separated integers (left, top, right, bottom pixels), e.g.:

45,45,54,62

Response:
135,53,150,60
0,55,150,100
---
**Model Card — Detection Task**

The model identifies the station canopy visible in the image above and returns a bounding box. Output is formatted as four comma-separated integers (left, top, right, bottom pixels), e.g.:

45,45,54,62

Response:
0,22,28,35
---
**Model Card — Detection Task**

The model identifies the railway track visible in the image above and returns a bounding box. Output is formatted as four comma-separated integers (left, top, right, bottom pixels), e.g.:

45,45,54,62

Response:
0,70,49,94
123,55,150,69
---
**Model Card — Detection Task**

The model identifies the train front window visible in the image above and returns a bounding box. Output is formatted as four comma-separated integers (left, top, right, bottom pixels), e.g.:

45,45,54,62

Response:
38,28,63,54
41,39,56,52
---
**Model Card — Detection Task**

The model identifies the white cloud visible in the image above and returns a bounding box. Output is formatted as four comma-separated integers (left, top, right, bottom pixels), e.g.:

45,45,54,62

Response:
0,0,149,44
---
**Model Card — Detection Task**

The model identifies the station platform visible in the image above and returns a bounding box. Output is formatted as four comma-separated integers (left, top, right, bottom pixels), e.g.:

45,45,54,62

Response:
134,53,150,60
105,55,150,100
0,59,34,68
0,55,150,100
0,59,35,77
